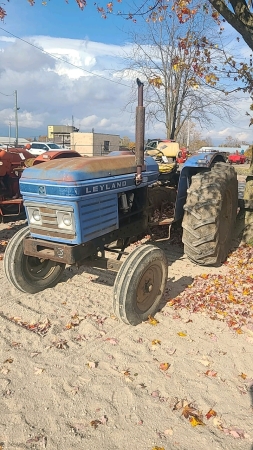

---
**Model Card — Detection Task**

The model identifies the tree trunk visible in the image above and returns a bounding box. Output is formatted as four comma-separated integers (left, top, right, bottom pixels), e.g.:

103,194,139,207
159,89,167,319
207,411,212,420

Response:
242,146,253,244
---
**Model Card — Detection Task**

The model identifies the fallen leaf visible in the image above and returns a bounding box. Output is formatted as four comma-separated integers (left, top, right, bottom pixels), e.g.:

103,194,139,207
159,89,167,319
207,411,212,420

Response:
90,419,102,429
166,348,176,355
209,333,218,341
152,339,161,345
31,352,41,358
136,383,147,389
87,361,98,369
164,428,173,436
223,426,248,439
151,390,160,398
177,332,187,337
159,362,170,371
50,339,69,350
236,328,243,334
199,359,211,367
237,385,248,395
99,415,108,425
205,370,217,377
148,316,159,326
171,398,188,410
34,367,45,375
70,422,87,432
104,338,119,345
3,358,13,364
152,447,165,450
125,376,133,383
71,386,80,395
206,409,217,419
189,416,205,426
240,373,247,380
182,404,200,419
26,435,47,446
11,342,22,348
213,416,223,429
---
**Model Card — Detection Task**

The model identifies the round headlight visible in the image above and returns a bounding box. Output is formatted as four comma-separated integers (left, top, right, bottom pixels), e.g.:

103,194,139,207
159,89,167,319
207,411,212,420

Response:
62,214,72,226
32,210,41,221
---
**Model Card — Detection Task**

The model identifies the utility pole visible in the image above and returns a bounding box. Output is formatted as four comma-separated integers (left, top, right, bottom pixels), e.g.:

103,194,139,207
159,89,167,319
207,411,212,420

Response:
186,118,190,150
14,90,20,147
9,122,11,144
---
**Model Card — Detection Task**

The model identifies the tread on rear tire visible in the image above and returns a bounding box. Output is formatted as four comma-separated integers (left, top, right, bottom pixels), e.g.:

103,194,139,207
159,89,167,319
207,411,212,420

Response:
182,163,238,266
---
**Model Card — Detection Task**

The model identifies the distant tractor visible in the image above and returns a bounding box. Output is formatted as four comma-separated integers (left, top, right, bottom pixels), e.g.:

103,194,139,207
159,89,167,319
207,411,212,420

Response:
228,151,247,165
0,147,81,222
4,80,245,326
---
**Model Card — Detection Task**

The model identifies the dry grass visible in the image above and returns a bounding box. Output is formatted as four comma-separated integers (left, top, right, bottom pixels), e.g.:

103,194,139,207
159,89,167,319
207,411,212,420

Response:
233,163,252,176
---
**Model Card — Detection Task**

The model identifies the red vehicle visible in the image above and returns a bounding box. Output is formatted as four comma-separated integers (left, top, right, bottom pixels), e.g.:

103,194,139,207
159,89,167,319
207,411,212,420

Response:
228,151,247,165
177,147,189,164
0,147,81,221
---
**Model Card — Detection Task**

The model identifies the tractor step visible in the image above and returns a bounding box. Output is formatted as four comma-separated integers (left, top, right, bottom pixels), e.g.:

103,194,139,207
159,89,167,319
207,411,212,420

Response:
149,218,174,226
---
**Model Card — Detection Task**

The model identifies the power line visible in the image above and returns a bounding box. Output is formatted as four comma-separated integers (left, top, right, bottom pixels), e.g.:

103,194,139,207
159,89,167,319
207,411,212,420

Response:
0,27,130,88
0,91,14,96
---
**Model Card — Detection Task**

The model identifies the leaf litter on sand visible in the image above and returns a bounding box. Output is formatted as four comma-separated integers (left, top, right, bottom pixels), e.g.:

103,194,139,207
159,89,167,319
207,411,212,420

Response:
171,398,249,437
172,398,205,426
167,245,253,332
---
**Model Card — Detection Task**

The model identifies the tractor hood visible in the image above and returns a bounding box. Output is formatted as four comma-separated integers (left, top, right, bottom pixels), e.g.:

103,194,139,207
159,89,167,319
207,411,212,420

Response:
21,154,158,183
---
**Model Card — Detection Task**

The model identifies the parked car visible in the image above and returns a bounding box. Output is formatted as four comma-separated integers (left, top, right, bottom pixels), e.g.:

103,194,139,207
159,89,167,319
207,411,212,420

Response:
27,142,69,156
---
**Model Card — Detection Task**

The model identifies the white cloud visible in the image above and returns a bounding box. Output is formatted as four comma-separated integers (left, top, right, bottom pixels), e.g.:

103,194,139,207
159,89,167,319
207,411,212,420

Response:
0,33,253,144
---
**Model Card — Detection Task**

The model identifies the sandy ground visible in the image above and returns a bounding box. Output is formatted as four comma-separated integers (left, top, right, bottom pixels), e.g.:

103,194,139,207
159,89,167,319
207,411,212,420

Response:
0,215,252,450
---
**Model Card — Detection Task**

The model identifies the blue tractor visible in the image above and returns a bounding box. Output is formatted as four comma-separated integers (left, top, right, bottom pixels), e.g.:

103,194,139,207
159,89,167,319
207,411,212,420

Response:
4,80,238,325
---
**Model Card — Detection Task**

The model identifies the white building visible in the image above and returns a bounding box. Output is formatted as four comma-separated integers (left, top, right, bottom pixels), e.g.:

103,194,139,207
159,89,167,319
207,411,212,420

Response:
0,136,30,148
199,145,249,154
70,132,120,156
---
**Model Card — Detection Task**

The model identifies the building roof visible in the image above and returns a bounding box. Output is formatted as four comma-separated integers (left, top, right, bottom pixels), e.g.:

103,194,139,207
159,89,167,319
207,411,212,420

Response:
0,136,30,146
199,146,249,154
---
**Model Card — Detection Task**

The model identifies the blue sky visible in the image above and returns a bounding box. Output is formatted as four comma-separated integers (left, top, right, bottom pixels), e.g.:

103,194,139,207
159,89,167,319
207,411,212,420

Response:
0,0,253,145
3,0,133,44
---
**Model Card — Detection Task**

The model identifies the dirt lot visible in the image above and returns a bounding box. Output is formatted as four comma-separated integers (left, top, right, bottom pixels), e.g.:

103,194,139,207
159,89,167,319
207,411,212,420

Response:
0,217,252,450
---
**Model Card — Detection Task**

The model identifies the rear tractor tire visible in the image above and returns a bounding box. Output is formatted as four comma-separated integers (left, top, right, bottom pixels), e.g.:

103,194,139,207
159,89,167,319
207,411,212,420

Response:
182,163,238,266
4,227,65,293
113,244,168,325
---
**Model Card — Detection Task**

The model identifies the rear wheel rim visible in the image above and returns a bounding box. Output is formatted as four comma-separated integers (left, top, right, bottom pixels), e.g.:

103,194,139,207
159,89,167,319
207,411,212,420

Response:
136,263,162,313
23,256,56,281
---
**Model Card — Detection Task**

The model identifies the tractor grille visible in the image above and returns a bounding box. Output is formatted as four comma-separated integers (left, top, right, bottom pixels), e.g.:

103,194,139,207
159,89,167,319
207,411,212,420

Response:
24,202,76,240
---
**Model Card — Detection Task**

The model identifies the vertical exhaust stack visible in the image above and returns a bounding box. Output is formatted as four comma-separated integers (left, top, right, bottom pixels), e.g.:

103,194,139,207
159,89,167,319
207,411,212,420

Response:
135,78,145,184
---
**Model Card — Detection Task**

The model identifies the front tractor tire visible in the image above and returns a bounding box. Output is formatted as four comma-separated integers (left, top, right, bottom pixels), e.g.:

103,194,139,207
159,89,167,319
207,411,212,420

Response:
4,227,66,293
182,163,238,266
113,244,168,325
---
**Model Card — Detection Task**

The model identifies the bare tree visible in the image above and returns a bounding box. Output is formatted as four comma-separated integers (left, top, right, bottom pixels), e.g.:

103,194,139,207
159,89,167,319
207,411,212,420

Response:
123,12,236,140
176,121,213,150
219,135,241,147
